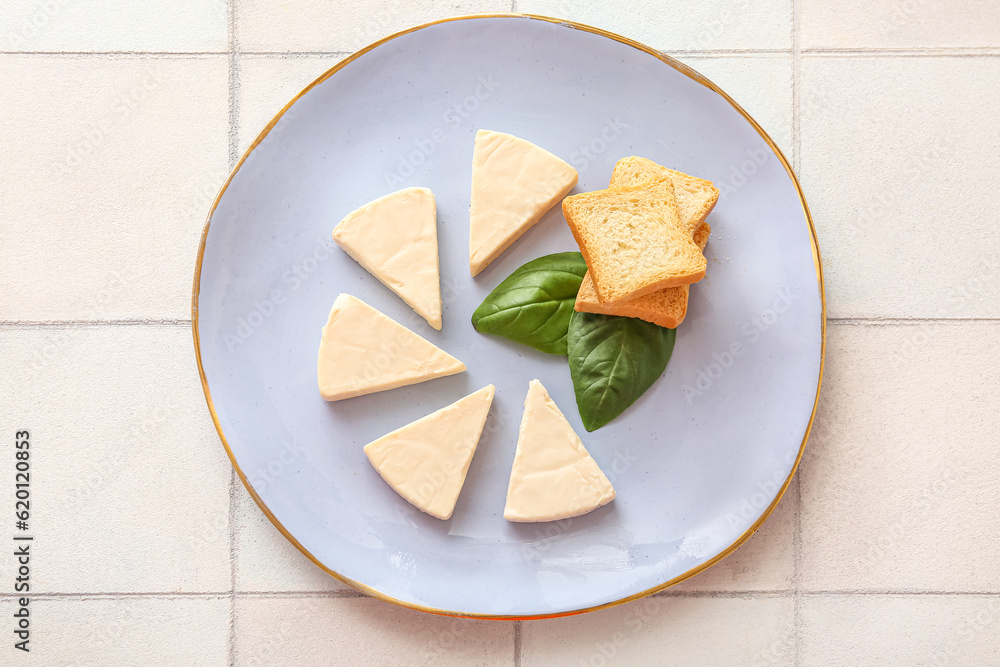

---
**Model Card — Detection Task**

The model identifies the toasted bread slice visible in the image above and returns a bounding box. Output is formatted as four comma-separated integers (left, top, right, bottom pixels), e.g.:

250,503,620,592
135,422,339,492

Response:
574,158,718,324
575,221,710,327
563,178,706,303
609,157,719,234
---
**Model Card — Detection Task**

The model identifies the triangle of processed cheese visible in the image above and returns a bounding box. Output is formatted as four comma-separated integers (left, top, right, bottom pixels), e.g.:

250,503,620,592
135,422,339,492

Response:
317,294,464,401
333,187,443,329
469,130,578,276
364,385,495,520
504,379,615,522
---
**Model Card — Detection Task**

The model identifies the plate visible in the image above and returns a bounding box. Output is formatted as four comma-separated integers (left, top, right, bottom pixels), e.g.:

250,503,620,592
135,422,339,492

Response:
193,14,824,619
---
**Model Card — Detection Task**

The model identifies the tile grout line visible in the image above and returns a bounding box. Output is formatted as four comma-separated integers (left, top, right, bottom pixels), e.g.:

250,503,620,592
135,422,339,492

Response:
228,4,241,175
4,589,997,600
667,48,791,58
791,0,802,664
221,590,366,598
794,475,803,665
227,2,239,666
238,51,353,58
0,319,192,327
799,590,1000,597
791,0,801,177
0,51,228,57
827,317,1000,325
801,47,1000,57
513,621,522,667
0,592,233,599
7,47,1000,58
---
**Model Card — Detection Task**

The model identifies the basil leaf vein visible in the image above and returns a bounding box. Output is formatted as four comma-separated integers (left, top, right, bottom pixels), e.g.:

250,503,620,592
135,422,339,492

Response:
568,311,676,431
471,252,588,355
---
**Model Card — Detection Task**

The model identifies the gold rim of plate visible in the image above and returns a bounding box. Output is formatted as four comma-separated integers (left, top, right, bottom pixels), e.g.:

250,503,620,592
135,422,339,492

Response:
190,13,827,621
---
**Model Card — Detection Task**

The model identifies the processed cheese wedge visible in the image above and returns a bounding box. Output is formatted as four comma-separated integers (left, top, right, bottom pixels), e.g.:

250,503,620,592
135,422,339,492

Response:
364,385,495,520
317,294,465,401
504,379,615,522
469,130,578,276
333,187,443,329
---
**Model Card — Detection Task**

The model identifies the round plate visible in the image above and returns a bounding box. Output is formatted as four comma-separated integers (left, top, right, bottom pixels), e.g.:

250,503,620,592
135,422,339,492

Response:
193,14,824,619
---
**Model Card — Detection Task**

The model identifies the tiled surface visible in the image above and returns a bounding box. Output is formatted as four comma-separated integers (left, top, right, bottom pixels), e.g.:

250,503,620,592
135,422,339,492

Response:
0,327,232,593
517,0,793,51
234,481,350,593
237,55,346,154
801,596,1000,666
800,0,1000,50
521,596,796,665
800,322,1000,592
237,0,512,52
0,1,228,52
0,596,231,666
3,0,999,664
799,56,1000,319
671,476,796,593
681,54,794,158
0,56,229,322
234,596,515,665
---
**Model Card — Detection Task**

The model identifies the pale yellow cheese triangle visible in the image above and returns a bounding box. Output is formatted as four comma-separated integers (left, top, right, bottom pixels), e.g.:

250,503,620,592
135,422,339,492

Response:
469,130,578,276
504,379,616,522
317,294,465,401
364,385,495,520
333,187,442,329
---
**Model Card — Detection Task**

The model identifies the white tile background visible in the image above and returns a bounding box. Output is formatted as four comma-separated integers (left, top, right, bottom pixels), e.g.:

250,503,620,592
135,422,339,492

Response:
1,0,998,664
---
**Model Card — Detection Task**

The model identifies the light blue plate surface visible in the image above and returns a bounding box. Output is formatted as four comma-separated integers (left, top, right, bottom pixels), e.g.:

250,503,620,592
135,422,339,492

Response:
193,15,823,618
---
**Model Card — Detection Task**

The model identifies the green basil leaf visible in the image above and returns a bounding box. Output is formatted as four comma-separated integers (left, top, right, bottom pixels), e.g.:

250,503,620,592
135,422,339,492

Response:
568,311,676,431
471,252,588,355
